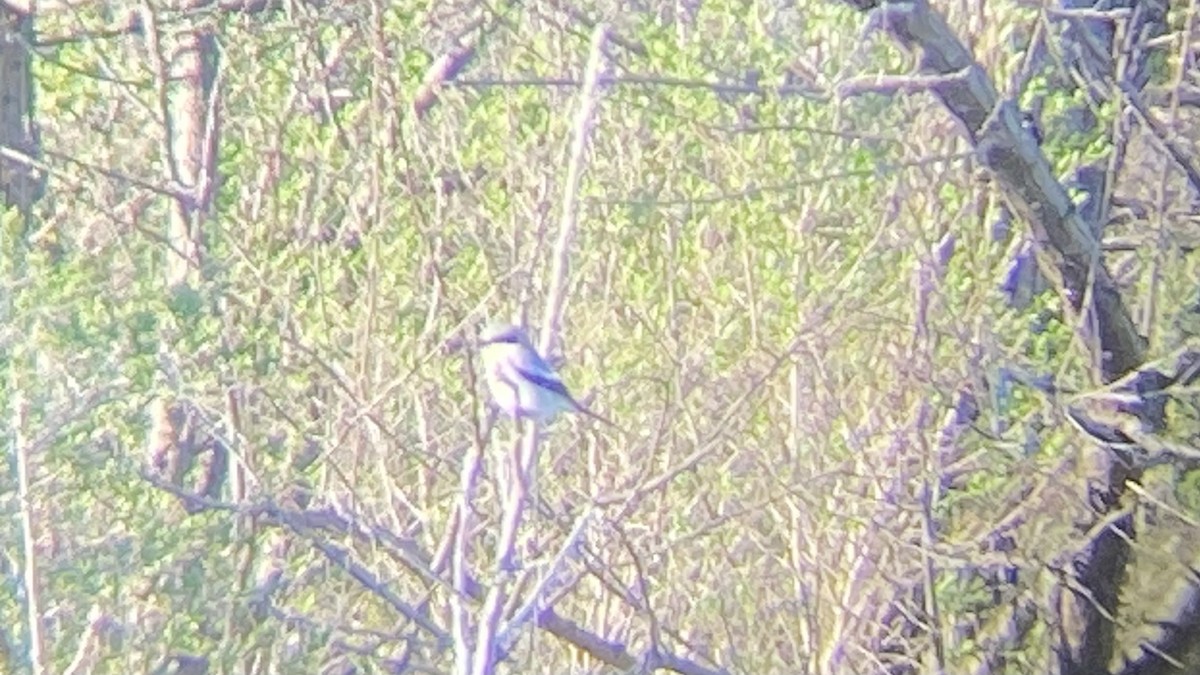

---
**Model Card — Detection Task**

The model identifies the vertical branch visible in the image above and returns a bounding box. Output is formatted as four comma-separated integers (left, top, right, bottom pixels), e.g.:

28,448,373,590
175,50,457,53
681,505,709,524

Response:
918,478,945,671
162,23,208,289
139,4,224,515
12,389,45,675
225,385,246,501
1141,0,1194,343
466,27,612,675
915,247,949,671
141,2,220,290
166,25,211,288
0,3,43,223
452,434,486,675
219,384,255,660
1,24,42,669
476,425,533,675
494,427,532,574
470,552,509,675
445,339,482,675
537,24,610,352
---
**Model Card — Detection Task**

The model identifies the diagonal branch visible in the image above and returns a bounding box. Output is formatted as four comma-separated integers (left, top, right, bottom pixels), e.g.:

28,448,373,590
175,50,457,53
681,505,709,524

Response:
834,1,1151,672
1120,568,1200,675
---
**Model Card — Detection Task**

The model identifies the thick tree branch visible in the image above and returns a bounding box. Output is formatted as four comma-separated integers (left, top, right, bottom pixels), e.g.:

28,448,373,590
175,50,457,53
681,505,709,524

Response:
837,0,1152,672
1120,569,1200,675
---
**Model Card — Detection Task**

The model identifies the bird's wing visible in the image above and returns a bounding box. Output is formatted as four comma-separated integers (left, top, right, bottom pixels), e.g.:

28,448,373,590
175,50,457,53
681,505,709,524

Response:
512,348,622,428
513,363,574,400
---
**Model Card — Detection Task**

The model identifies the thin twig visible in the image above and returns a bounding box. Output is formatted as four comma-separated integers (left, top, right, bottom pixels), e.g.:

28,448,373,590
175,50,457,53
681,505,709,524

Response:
0,145,193,205
12,389,45,675
447,74,826,100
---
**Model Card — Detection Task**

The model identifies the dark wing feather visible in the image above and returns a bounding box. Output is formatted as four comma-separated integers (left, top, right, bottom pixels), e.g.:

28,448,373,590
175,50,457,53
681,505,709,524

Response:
514,363,619,429
513,364,575,400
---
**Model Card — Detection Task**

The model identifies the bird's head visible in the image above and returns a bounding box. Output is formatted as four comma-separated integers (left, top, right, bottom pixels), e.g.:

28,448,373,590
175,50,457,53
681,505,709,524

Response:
479,322,530,350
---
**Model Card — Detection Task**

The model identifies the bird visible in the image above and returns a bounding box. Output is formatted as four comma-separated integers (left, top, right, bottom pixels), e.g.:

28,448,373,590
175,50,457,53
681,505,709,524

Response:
477,322,615,427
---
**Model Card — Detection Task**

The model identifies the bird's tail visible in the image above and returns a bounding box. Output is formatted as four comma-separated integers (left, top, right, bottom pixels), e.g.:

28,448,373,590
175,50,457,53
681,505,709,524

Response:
575,402,623,432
